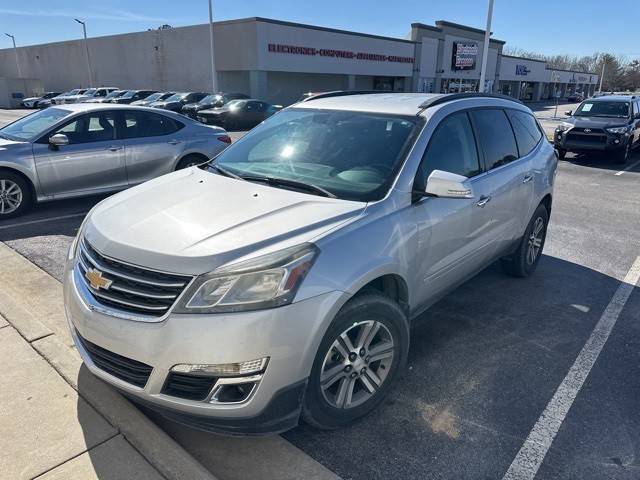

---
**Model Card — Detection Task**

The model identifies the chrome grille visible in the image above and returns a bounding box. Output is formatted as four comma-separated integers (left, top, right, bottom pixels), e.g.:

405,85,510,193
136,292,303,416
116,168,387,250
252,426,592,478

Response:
77,240,193,317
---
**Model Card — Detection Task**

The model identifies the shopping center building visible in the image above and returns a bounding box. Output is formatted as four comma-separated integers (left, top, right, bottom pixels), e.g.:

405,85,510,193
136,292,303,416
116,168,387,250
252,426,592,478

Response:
0,17,599,106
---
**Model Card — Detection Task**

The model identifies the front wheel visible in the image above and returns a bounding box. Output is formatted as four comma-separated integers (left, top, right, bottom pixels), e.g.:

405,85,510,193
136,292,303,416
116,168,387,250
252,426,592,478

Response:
0,171,32,219
614,143,630,165
302,293,409,430
501,204,549,277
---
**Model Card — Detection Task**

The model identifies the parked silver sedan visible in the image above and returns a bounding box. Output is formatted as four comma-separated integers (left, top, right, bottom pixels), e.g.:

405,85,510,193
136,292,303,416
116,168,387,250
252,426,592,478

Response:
0,104,232,218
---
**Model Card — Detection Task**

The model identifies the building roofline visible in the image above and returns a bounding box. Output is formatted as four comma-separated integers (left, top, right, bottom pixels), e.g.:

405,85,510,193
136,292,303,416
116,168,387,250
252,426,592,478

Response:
434,20,506,44
410,22,443,33
545,66,599,75
500,54,547,64
218,17,417,44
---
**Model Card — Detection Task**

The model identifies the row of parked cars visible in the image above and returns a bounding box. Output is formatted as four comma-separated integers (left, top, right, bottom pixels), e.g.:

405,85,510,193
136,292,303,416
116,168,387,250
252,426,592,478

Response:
20,88,282,131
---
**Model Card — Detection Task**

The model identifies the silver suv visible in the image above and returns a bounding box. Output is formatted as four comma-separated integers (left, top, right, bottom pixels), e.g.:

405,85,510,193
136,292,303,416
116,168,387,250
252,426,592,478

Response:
64,93,557,434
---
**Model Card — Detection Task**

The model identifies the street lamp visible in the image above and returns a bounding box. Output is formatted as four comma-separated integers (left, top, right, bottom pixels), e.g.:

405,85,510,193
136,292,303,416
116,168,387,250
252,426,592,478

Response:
4,33,22,78
478,0,494,93
208,0,217,94
74,18,94,87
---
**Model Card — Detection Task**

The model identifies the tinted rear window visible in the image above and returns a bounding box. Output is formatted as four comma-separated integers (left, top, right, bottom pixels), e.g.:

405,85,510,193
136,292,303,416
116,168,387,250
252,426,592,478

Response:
470,109,519,170
507,110,542,157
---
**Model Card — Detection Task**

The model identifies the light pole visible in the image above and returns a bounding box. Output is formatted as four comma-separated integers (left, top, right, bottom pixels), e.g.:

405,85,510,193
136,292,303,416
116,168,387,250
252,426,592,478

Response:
478,0,494,93
74,19,94,87
4,33,22,78
208,0,217,93
598,61,605,94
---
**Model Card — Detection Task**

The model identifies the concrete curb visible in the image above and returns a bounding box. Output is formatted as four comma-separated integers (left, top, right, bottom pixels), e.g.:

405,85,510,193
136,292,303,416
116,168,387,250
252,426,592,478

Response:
0,241,216,480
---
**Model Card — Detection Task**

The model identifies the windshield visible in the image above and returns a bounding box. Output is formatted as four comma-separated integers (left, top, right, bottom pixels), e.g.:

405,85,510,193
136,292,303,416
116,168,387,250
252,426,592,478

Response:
121,90,138,99
105,90,122,99
66,89,81,96
0,108,70,141
226,100,246,110
575,101,629,117
165,93,187,102
211,109,421,201
199,94,220,105
84,88,97,96
143,92,163,102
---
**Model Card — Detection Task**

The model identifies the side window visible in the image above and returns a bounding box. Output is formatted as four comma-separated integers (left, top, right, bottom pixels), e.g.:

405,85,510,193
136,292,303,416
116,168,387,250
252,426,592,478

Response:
415,111,481,189
122,111,181,139
470,109,519,169
506,110,543,157
53,112,116,144
245,102,255,111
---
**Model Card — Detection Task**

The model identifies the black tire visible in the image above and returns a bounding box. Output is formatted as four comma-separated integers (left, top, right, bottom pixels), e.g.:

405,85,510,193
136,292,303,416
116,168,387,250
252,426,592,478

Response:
302,293,409,430
501,203,549,278
175,155,205,170
0,170,32,219
556,148,566,160
614,143,630,165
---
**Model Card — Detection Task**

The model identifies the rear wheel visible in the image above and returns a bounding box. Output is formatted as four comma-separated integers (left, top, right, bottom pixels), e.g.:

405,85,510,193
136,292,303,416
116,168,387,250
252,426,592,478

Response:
0,171,32,219
175,155,205,170
302,293,409,430
501,204,549,278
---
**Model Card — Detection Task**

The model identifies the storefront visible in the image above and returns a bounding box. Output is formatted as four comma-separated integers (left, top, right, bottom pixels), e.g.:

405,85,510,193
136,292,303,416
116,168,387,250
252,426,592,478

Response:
0,16,599,106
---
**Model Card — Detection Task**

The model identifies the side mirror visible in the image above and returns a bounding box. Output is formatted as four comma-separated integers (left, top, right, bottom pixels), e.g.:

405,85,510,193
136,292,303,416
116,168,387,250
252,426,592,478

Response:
49,133,69,148
564,110,572,116
419,170,474,200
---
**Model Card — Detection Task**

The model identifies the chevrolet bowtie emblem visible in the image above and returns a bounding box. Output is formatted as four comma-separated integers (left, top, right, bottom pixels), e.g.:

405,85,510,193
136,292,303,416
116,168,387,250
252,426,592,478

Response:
85,268,113,291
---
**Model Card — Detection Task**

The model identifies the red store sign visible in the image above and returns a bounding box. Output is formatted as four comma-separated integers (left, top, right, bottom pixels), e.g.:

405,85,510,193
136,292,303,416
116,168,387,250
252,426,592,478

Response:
267,43,414,64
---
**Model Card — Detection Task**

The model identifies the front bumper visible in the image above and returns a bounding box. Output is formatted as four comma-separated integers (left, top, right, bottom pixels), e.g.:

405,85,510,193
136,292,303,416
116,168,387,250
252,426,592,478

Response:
64,257,345,434
554,129,629,152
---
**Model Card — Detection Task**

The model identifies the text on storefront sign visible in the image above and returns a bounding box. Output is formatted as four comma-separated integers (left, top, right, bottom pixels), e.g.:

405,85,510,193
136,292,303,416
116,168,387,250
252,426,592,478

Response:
267,43,414,63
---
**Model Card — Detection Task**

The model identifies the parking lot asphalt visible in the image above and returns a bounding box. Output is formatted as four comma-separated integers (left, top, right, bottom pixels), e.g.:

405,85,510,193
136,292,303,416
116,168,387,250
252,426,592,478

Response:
1,106,639,480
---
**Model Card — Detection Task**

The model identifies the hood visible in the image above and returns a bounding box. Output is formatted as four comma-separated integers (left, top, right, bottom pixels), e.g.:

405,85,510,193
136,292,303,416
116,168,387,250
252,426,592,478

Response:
23,97,39,102
567,116,629,128
85,168,365,274
200,107,227,116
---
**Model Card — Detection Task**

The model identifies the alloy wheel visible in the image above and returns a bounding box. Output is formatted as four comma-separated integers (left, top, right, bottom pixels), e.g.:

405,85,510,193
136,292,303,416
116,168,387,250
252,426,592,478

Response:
320,320,395,409
0,179,23,215
526,216,545,265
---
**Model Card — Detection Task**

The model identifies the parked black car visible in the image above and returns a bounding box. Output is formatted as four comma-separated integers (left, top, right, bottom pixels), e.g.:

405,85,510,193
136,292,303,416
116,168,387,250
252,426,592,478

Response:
554,95,640,163
197,99,282,130
567,91,585,102
130,91,176,106
149,92,209,113
112,90,158,104
182,92,250,119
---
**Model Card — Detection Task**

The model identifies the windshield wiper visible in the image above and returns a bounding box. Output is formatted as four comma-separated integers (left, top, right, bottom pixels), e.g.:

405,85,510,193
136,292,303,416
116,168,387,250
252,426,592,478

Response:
240,174,337,198
209,163,244,180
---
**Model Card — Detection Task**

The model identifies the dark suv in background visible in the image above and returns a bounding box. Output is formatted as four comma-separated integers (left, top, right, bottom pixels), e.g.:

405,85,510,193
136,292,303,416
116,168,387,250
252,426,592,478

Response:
554,95,640,163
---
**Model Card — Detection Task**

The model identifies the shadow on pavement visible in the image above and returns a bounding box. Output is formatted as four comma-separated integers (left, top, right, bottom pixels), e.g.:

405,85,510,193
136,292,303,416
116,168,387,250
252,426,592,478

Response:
560,150,639,172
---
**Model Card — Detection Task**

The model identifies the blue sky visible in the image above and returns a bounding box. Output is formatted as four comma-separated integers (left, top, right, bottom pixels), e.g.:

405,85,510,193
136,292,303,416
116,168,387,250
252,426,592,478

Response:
1,0,638,59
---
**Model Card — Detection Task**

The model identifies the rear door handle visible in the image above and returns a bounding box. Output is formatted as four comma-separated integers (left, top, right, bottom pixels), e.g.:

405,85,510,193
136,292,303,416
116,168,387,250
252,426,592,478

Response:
476,195,491,207
523,173,534,183
108,145,123,152
168,139,182,145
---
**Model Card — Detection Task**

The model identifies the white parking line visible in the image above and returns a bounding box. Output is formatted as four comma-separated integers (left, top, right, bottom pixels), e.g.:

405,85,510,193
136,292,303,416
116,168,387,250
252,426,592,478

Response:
503,256,640,480
0,212,87,231
614,159,640,176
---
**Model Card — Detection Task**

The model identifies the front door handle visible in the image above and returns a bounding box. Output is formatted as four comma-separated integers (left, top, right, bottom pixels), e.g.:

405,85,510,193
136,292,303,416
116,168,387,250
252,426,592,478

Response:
523,173,534,183
167,139,182,145
476,195,491,207
108,145,123,152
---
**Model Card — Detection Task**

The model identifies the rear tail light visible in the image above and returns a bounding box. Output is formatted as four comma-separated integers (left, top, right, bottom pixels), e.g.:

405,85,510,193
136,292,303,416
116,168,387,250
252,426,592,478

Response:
217,134,232,144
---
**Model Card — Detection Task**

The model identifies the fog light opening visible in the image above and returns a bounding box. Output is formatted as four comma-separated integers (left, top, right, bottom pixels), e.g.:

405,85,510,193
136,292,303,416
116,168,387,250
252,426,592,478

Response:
210,378,259,404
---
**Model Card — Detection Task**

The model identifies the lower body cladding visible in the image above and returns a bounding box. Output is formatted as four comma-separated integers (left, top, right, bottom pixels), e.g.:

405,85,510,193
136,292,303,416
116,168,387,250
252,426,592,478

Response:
64,261,346,435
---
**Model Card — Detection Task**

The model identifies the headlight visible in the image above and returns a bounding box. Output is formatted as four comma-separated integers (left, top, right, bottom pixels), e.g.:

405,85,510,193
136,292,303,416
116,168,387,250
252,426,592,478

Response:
556,122,573,132
174,243,319,314
606,126,629,134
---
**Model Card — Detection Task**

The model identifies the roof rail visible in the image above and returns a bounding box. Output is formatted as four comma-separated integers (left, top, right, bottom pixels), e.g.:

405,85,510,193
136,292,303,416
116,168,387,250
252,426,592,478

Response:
301,90,392,102
417,92,523,115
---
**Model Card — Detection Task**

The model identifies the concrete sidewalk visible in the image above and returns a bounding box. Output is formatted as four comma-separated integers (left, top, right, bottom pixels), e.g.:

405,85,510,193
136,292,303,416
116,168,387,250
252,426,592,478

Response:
0,241,215,480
